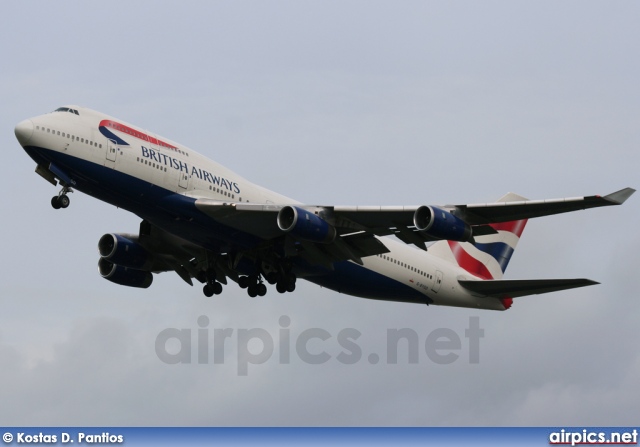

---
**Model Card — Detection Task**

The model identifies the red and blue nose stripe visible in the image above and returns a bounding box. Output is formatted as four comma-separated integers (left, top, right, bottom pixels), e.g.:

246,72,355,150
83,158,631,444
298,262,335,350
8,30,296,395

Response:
98,120,178,150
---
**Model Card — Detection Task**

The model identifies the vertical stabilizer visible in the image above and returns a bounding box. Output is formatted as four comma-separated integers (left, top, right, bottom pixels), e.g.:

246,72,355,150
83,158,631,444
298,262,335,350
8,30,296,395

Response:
428,193,528,280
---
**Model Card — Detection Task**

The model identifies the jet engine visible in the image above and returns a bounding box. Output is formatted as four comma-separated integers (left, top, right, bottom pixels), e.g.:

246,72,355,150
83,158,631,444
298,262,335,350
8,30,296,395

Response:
98,258,153,288
98,233,152,270
413,206,473,242
277,206,336,243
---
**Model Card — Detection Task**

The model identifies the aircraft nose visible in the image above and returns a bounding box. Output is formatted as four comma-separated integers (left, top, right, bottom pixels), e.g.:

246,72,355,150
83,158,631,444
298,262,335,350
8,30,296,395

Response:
15,119,34,146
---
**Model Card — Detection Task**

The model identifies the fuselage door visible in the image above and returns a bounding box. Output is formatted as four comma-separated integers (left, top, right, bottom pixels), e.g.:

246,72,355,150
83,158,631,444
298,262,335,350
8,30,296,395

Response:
431,270,443,293
178,170,189,189
106,139,117,163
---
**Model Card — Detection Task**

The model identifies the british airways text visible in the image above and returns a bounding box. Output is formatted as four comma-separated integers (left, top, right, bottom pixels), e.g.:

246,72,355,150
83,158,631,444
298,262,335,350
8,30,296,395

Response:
141,146,240,193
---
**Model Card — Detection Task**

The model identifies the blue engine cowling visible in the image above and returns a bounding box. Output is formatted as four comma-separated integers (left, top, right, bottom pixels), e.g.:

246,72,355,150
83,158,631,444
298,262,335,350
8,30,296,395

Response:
98,233,152,269
277,206,336,243
413,206,473,242
98,258,153,288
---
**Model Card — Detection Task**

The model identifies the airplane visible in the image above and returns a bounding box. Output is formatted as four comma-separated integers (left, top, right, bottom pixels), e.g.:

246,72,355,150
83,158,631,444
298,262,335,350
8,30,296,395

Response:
14,105,634,311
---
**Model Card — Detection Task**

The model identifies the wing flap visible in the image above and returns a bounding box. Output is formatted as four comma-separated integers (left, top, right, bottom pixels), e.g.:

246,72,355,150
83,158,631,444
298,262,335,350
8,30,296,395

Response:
194,199,284,239
459,278,599,298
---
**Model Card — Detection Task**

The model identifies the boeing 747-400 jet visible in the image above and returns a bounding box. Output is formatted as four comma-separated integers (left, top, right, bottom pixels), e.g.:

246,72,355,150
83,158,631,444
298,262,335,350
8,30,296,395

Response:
14,106,635,310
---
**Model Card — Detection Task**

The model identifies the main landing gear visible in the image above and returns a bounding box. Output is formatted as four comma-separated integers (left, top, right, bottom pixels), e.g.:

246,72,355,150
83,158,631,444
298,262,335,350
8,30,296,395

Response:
203,281,223,297
198,269,223,297
238,272,296,297
238,275,267,298
51,186,72,209
196,261,297,298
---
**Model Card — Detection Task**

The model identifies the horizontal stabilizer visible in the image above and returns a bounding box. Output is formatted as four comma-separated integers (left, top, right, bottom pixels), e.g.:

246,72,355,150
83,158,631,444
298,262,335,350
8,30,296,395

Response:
459,278,598,298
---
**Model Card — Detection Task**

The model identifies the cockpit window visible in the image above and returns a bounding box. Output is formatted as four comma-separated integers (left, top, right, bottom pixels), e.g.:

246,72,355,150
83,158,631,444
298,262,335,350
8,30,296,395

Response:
54,107,80,115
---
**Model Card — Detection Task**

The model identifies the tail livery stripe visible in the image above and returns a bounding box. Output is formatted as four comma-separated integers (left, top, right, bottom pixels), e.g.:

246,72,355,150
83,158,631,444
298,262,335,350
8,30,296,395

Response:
446,219,527,279
490,220,527,238
473,242,515,273
448,241,494,280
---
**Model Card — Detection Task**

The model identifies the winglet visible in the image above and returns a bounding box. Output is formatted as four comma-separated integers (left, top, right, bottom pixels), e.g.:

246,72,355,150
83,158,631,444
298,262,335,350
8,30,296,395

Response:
603,187,635,205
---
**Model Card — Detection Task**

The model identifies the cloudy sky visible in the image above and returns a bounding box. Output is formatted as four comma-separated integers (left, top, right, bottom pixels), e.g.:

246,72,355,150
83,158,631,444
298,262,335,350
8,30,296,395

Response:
1,1,638,426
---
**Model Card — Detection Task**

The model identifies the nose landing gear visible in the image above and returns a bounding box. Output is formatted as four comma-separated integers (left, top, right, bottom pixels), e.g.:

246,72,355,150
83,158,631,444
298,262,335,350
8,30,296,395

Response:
51,186,72,209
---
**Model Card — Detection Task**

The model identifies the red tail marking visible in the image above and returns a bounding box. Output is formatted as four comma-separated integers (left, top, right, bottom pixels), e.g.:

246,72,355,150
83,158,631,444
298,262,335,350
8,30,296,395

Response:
448,241,494,280
489,219,528,238
501,297,513,310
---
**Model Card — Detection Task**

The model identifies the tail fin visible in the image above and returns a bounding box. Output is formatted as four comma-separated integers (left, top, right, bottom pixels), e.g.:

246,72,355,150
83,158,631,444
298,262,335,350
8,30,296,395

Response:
429,192,528,280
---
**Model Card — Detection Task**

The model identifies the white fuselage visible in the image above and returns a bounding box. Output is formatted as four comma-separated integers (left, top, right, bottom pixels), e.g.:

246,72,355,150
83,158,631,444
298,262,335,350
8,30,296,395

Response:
16,106,504,310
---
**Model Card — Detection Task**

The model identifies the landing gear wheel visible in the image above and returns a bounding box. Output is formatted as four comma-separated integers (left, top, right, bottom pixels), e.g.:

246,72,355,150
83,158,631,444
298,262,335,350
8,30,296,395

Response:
213,282,223,295
265,272,278,285
276,282,287,294
238,276,250,289
58,194,70,208
282,272,297,293
248,285,258,298
257,283,267,296
51,185,73,209
51,196,61,209
203,284,214,297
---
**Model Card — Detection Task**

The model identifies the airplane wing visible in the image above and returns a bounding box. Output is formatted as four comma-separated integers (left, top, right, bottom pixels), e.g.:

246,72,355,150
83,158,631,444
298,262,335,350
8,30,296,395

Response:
458,278,599,298
104,188,633,290
329,187,635,228
193,200,390,267
454,187,636,225
193,188,635,258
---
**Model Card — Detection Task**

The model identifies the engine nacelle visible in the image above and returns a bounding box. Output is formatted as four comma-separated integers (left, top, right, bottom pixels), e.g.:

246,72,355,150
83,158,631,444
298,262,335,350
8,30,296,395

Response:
413,206,472,242
277,206,336,243
98,233,152,269
98,258,153,288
